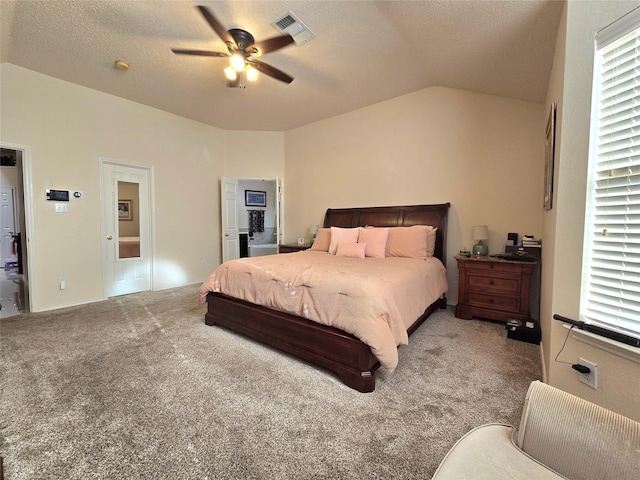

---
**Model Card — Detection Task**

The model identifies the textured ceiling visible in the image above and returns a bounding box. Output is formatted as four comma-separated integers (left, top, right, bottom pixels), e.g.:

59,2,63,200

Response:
0,0,564,131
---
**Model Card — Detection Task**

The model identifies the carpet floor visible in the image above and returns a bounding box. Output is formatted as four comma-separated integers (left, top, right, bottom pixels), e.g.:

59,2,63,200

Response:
1,284,542,479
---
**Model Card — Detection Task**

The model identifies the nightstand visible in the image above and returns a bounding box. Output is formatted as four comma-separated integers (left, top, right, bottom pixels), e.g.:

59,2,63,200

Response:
278,243,309,254
455,256,535,323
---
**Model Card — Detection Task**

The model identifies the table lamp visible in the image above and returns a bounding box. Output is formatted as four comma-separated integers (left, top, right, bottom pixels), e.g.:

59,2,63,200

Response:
310,224,319,246
472,225,489,256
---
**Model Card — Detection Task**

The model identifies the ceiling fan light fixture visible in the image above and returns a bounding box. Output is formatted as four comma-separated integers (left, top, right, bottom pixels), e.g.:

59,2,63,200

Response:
245,65,258,82
230,53,246,72
224,66,237,81
172,6,295,88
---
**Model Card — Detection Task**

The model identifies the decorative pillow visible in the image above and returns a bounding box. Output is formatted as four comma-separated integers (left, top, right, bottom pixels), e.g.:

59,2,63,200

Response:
329,227,360,255
385,225,434,259
336,242,366,259
358,227,389,258
426,227,438,257
310,227,331,251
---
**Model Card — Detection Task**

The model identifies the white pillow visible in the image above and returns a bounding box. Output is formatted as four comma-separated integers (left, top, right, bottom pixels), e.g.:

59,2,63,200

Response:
329,227,359,255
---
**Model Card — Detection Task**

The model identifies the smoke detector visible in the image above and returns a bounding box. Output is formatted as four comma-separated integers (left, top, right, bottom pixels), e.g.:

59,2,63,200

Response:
272,11,315,45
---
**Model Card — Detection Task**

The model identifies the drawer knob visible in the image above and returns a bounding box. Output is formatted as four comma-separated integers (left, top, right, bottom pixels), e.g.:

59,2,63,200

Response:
488,298,494,304
489,279,495,285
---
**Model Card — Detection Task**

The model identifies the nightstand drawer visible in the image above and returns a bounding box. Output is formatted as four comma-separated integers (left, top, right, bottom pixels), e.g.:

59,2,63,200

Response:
466,292,520,314
467,273,520,293
464,261,521,274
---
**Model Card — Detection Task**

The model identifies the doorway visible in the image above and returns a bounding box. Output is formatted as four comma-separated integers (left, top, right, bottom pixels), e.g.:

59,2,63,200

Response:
221,177,283,262
101,160,152,298
0,146,30,317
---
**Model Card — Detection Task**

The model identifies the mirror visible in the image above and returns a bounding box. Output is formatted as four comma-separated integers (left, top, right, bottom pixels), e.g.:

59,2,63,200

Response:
117,181,140,259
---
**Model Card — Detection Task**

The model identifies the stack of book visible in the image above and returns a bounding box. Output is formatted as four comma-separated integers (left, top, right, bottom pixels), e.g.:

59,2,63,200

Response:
522,235,541,247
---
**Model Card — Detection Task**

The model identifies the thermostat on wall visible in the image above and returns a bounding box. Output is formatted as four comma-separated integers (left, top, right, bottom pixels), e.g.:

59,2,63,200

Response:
46,189,69,201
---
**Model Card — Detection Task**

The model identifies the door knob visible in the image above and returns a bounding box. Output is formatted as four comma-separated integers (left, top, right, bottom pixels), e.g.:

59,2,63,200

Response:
224,233,229,237
106,235,113,240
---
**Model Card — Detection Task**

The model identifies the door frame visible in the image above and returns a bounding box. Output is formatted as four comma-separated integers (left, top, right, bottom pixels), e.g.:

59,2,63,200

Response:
99,158,155,299
0,142,34,312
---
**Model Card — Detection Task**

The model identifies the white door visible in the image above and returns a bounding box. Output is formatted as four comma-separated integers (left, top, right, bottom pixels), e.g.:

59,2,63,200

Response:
102,162,151,297
276,177,284,245
221,177,239,262
0,188,17,267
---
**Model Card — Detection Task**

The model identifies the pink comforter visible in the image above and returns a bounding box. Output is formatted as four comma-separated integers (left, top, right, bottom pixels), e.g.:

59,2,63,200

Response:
198,251,448,371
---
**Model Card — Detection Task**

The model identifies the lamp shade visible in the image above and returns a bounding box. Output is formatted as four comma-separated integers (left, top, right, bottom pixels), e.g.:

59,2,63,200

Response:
472,225,489,241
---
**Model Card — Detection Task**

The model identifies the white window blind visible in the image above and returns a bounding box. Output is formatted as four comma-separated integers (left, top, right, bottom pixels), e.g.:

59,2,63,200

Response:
581,8,640,340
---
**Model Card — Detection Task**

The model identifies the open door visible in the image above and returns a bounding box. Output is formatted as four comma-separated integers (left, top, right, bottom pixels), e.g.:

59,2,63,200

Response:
221,177,239,262
276,177,284,245
0,188,17,267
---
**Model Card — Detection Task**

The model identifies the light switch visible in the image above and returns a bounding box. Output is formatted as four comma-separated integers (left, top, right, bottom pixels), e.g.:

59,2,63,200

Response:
55,203,68,213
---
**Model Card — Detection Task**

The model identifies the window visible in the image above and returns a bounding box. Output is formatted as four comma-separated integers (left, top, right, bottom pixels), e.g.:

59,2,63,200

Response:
581,7,640,341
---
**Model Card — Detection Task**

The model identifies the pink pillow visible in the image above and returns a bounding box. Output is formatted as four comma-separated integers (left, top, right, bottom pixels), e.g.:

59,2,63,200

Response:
329,227,359,255
336,242,366,258
386,225,433,259
310,228,331,251
358,227,389,258
426,227,438,257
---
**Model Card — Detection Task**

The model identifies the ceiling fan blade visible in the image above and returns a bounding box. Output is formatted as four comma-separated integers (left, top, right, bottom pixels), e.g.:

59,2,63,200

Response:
249,59,294,84
171,48,229,57
196,5,236,48
245,35,294,56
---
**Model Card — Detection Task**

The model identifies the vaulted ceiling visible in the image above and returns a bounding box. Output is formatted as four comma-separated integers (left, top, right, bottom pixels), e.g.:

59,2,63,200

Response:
0,0,564,131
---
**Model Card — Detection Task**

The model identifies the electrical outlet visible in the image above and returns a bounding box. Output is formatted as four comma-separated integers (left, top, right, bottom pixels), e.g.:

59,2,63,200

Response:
578,358,598,389
59,277,66,290
201,260,206,267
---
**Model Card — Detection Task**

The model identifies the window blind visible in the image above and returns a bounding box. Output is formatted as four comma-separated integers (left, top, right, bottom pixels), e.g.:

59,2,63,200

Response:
582,9,640,340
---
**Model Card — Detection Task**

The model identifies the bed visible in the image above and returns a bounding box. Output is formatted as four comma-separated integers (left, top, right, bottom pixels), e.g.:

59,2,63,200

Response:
200,203,450,392
118,236,140,258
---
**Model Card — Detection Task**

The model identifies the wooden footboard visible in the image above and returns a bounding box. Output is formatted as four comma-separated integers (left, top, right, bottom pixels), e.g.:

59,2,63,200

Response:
205,292,446,392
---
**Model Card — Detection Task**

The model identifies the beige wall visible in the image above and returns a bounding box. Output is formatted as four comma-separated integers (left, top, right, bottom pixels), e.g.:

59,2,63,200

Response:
0,64,284,311
540,0,567,385
543,1,640,421
223,130,284,179
1,165,20,190
285,86,545,303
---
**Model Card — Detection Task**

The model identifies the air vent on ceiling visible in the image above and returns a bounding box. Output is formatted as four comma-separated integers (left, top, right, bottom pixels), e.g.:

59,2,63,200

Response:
272,11,315,45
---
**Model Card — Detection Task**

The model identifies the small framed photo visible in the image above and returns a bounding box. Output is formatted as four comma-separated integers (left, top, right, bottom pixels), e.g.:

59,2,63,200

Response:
118,199,132,220
245,190,266,207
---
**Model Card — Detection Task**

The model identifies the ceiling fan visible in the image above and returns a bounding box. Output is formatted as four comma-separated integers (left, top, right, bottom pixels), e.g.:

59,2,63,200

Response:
172,5,295,88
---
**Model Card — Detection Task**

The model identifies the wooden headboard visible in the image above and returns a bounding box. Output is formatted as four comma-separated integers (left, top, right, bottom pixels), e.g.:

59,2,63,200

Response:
323,203,451,264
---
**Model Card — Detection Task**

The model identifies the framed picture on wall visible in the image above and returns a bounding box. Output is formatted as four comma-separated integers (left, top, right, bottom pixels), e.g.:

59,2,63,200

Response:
118,199,132,220
245,190,266,207
544,102,556,211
